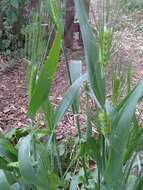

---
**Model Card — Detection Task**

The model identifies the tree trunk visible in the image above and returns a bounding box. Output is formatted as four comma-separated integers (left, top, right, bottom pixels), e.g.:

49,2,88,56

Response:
64,0,90,49
64,0,75,48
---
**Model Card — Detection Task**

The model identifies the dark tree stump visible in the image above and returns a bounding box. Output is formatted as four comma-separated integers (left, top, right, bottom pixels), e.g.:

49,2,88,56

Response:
64,0,90,49
64,0,75,48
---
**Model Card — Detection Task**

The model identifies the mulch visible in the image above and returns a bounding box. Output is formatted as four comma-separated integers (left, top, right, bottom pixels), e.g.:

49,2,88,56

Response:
0,64,28,131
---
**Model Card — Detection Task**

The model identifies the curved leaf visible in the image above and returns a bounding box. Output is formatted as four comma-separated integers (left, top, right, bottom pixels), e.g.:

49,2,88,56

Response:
69,60,82,111
54,74,87,127
11,183,21,190
18,135,57,190
0,170,11,190
70,176,79,190
74,0,105,107
0,138,17,161
104,80,143,189
18,135,37,185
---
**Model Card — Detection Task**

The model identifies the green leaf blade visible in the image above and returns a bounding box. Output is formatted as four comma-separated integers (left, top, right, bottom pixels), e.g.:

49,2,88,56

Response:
0,170,11,190
18,135,37,185
54,74,87,127
104,80,143,189
28,29,61,119
74,0,105,107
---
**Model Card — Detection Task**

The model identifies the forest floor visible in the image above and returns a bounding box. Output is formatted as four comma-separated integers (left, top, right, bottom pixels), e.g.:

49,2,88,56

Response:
0,11,143,139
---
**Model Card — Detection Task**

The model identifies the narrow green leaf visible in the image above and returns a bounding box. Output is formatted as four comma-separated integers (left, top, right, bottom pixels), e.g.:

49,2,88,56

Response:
0,138,17,161
0,157,9,170
127,64,133,93
42,100,55,131
28,28,61,118
36,144,58,190
69,60,82,111
87,137,102,173
124,116,143,163
104,80,143,189
74,0,105,107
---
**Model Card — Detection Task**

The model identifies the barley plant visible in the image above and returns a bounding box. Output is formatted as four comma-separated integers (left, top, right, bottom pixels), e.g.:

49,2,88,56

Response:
0,0,143,189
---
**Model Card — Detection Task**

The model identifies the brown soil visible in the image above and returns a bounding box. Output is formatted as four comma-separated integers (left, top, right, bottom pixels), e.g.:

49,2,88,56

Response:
0,64,28,131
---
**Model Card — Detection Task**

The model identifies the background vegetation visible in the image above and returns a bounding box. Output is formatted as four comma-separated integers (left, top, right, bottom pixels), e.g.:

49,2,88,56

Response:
0,0,143,189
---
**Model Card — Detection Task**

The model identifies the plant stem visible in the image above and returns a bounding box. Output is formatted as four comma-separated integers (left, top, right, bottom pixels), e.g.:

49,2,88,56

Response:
82,157,89,186
102,134,106,171
75,114,82,140
122,153,137,189
62,43,72,85
54,135,63,178
29,119,37,174
62,42,82,139
62,43,88,185
98,168,101,189
33,133,37,163
50,132,63,177
85,85,92,139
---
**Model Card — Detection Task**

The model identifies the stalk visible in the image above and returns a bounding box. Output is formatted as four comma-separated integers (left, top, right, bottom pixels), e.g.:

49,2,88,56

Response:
62,43,88,184
85,84,92,139
82,157,89,186
98,168,101,189
122,153,137,189
62,42,82,139
102,135,106,171
33,133,37,164
54,136,63,178
127,64,133,93
48,131,63,178
29,119,37,172
62,43,72,85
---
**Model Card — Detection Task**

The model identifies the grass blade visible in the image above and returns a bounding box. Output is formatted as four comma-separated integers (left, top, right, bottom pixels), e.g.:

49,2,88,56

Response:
69,60,82,111
54,74,87,127
42,100,55,131
0,170,11,190
0,138,17,161
104,80,143,189
74,0,105,107
28,28,61,119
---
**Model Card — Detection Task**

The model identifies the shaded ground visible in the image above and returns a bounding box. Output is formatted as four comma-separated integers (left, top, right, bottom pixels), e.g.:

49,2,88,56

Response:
0,11,143,138
0,64,28,131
